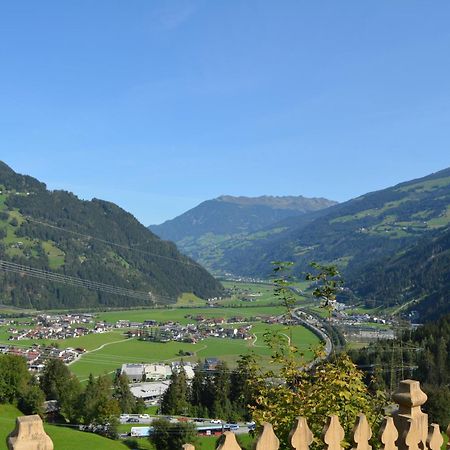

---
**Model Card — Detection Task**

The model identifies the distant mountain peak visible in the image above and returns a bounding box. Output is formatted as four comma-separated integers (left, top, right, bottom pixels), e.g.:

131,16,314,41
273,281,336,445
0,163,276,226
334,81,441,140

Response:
216,194,337,210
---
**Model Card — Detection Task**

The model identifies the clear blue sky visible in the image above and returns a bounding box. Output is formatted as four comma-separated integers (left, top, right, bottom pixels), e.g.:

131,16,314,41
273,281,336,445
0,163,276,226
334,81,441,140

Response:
1,1,449,225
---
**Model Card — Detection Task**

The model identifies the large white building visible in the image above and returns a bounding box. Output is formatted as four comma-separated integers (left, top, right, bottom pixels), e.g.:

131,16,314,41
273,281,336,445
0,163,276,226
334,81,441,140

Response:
129,381,170,404
121,362,195,383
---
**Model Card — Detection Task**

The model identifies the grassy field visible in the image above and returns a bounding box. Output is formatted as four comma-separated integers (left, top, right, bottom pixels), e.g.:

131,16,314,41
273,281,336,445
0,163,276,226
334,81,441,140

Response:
0,288,322,381
176,293,207,307
95,305,286,324
0,404,128,450
69,321,319,380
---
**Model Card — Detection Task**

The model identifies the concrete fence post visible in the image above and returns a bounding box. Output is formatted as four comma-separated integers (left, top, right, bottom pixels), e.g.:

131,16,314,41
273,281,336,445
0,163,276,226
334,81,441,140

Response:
7,415,53,450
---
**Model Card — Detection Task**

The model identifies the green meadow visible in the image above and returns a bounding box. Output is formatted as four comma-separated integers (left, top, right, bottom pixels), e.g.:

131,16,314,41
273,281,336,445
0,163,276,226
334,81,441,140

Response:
95,305,286,324
69,321,319,380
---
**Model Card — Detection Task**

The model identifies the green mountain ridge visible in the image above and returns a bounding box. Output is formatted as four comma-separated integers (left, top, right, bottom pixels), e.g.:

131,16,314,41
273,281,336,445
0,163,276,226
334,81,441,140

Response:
346,226,450,321
151,167,450,318
0,161,223,309
149,194,337,273
210,167,450,278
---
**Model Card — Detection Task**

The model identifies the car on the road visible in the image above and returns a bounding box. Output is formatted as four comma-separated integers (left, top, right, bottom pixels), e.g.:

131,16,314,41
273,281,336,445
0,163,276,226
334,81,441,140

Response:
139,414,150,419
225,423,239,431
210,419,222,424
127,418,140,423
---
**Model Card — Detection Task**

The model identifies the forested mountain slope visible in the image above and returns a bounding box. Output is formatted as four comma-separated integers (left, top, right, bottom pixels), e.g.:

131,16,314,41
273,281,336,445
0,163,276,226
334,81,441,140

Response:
0,161,223,309
211,168,450,280
150,195,336,273
347,227,450,318
350,314,450,426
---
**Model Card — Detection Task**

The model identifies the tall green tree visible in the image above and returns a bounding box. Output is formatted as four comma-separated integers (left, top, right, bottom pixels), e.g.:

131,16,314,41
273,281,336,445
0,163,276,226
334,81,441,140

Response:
113,373,136,414
306,262,343,319
80,374,120,438
0,354,30,403
19,378,45,417
39,358,82,423
230,355,257,421
150,418,197,450
211,362,233,420
160,368,190,416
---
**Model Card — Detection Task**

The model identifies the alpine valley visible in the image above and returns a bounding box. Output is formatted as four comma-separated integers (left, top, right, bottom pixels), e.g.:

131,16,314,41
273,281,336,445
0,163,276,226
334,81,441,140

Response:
151,168,450,321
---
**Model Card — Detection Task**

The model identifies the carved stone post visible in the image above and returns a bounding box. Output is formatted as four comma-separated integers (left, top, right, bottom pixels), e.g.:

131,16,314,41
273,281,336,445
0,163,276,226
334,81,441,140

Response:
7,415,54,450
392,380,428,450
289,417,313,450
351,413,372,450
255,422,280,450
216,431,242,450
323,415,345,450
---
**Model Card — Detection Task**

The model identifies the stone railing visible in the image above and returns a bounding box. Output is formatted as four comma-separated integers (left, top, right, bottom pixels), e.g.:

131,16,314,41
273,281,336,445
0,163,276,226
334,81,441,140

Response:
183,380,447,450
5,379,445,450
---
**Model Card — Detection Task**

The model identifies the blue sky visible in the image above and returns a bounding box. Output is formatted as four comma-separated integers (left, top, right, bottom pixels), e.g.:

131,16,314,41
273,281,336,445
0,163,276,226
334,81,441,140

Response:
1,1,449,225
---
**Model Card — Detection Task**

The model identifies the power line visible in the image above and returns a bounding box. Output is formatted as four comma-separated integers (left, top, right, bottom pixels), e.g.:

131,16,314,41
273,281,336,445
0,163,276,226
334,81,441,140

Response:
0,259,203,304
0,260,154,303
24,216,199,268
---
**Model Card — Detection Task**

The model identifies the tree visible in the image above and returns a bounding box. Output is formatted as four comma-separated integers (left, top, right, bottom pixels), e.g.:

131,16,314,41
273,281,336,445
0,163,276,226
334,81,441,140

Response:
160,368,190,415
80,374,120,438
423,384,450,428
40,358,71,402
150,418,197,450
0,354,30,403
249,353,384,449
19,379,45,416
230,355,258,421
39,358,82,422
211,362,233,420
113,373,136,413
246,262,384,449
306,262,343,319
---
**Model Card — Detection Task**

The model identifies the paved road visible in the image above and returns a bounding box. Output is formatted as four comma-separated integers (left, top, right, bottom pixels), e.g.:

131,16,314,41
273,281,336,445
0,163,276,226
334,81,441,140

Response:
119,415,253,434
292,307,333,363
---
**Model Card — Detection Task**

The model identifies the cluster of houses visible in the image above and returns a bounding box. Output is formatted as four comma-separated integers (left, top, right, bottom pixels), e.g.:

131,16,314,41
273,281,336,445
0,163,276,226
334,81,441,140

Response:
7,313,95,341
0,343,84,371
139,321,253,344
7,315,161,341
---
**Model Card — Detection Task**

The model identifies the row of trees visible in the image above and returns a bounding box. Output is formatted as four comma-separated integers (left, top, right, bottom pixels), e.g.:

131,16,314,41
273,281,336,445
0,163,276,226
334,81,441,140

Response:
349,313,450,428
160,359,253,421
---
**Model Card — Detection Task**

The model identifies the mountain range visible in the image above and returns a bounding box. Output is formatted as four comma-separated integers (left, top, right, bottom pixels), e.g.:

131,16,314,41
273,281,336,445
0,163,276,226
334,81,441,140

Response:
149,195,337,272
151,168,450,319
0,161,223,309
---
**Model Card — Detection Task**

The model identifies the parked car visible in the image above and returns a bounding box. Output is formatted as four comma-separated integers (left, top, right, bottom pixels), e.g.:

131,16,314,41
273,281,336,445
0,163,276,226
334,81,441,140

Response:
210,419,222,424
127,418,140,423
139,414,150,419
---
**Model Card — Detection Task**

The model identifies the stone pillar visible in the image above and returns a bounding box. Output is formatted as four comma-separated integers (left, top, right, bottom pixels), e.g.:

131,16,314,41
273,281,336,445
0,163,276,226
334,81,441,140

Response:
7,415,54,450
392,380,428,450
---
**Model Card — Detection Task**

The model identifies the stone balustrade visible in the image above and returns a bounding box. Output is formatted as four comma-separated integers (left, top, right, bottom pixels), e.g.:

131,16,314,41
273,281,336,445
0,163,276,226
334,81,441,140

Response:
183,380,447,450
5,379,445,450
